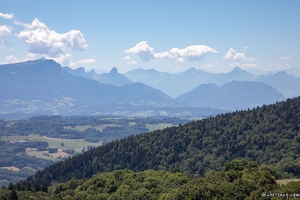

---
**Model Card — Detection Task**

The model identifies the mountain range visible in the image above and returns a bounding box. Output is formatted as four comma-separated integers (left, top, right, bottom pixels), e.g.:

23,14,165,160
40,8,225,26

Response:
0,59,294,118
0,59,180,118
176,81,285,109
123,66,300,98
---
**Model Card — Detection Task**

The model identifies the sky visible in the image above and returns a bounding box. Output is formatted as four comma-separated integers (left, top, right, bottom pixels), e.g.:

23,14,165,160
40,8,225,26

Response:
0,0,299,73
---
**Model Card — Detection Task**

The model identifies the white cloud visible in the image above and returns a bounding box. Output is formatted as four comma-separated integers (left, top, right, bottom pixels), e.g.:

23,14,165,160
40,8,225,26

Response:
27,53,37,58
125,41,217,63
52,54,72,66
1,55,29,64
126,60,137,65
0,12,14,19
201,62,219,69
281,56,291,60
230,62,258,68
154,51,173,59
51,53,95,67
125,41,154,61
71,59,96,66
14,18,47,29
16,18,88,57
122,55,131,60
224,48,255,61
167,45,218,62
0,39,9,49
0,25,13,36
122,55,136,64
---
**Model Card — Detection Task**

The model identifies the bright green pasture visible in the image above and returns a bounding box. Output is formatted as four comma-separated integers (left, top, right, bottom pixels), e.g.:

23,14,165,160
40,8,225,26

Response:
146,123,174,132
63,124,109,132
276,178,300,185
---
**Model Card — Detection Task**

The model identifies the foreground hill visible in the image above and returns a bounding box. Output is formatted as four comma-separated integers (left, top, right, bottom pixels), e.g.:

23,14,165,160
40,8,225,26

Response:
176,81,285,109
20,96,300,188
5,160,299,199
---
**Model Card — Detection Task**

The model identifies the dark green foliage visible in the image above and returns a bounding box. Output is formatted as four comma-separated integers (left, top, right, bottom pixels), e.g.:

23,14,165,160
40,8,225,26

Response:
1,160,298,199
19,97,300,188
48,148,58,154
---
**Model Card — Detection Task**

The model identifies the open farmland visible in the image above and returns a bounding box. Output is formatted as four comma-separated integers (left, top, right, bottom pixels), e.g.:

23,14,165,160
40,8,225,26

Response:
63,124,115,132
276,178,300,185
2,134,103,160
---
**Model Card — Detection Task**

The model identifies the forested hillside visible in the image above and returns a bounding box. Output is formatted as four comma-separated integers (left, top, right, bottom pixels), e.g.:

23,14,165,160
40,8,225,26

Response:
3,160,300,199
19,97,300,189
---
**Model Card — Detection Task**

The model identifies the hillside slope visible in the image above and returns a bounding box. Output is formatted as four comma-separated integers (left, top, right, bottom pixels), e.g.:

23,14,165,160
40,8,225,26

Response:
21,96,300,187
5,160,289,199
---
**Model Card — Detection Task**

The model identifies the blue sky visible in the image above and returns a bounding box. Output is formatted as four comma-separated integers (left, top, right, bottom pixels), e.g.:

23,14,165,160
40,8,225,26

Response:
0,0,299,73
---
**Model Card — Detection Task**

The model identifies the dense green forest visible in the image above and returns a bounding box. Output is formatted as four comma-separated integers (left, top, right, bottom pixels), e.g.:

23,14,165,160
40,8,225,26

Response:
15,97,300,190
1,160,300,199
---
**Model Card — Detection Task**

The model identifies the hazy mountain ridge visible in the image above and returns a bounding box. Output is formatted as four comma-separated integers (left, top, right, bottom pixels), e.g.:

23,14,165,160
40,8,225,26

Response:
123,66,300,98
257,71,300,98
176,81,285,109
63,66,132,86
0,59,294,118
64,63,299,99
0,60,182,118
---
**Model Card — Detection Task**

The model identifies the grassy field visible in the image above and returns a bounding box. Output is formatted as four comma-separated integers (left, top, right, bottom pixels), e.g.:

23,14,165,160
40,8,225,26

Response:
0,166,20,171
146,123,174,132
2,134,103,160
63,124,114,132
276,178,300,185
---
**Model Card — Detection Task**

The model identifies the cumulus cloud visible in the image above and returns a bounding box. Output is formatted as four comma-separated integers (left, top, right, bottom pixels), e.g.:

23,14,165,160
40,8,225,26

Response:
125,41,217,63
125,41,154,61
0,25,13,36
166,45,218,62
154,51,173,59
122,55,131,60
27,53,37,58
1,55,29,64
0,12,14,19
122,55,137,64
224,48,255,61
16,18,88,57
52,54,72,66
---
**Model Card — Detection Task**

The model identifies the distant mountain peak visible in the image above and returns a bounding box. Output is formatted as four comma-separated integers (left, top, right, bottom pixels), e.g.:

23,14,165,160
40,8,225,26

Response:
231,66,244,72
37,57,47,61
275,71,288,76
110,67,118,74
186,67,197,72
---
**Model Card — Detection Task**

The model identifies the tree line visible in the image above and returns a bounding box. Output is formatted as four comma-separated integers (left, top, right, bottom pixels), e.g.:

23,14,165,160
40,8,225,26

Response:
2,159,300,199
